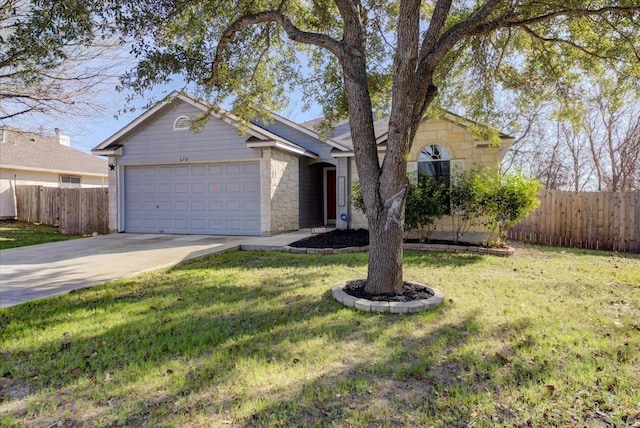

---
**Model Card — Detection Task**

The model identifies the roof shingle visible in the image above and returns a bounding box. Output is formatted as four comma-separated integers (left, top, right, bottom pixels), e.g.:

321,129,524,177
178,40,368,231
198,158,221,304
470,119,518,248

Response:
0,127,107,176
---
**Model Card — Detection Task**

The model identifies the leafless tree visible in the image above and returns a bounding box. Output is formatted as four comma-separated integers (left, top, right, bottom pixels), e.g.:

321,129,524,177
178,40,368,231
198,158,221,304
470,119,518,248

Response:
587,93,640,191
0,0,126,121
505,81,639,192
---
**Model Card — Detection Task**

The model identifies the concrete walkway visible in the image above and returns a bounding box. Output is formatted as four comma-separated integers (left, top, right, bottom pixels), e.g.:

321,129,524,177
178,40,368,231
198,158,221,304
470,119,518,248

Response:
0,230,312,309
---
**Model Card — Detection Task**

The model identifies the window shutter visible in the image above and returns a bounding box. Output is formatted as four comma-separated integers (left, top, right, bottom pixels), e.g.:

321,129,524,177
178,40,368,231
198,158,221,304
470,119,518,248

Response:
407,161,418,184
451,159,465,176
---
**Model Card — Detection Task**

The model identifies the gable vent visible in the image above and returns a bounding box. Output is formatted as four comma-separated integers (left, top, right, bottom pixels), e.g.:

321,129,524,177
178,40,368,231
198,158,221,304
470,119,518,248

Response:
173,115,192,131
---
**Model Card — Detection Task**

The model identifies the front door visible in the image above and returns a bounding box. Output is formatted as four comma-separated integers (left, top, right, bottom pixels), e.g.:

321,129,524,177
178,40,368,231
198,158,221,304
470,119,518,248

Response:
325,168,336,225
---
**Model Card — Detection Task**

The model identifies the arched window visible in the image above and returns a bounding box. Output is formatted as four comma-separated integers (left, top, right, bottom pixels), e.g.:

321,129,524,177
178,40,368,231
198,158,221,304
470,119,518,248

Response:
173,115,192,131
418,144,451,186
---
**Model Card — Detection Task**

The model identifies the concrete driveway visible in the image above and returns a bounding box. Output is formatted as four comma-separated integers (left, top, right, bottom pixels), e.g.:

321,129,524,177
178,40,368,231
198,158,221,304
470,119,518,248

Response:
0,233,245,308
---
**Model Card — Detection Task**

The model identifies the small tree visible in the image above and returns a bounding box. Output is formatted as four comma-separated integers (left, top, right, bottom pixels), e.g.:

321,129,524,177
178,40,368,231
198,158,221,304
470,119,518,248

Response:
405,175,447,242
448,167,485,244
478,169,542,245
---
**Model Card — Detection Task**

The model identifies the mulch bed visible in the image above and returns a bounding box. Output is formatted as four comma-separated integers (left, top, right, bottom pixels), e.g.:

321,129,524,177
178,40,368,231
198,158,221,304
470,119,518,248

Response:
343,279,434,302
290,228,481,249
290,229,370,249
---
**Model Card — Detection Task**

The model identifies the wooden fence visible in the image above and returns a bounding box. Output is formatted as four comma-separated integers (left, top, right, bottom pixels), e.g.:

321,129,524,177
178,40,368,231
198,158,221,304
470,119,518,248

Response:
15,185,109,235
508,190,639,253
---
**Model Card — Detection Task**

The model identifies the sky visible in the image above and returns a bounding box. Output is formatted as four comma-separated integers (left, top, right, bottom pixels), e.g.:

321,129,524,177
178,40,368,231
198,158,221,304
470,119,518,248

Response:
9,83,323,155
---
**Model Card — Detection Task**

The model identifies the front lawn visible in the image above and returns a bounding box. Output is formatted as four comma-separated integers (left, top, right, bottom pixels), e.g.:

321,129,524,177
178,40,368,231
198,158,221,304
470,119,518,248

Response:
0,246,638,427
0,220,82,250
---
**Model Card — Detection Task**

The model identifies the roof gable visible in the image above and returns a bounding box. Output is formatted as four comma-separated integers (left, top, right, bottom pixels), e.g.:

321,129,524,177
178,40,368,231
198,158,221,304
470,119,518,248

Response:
92,92,321,158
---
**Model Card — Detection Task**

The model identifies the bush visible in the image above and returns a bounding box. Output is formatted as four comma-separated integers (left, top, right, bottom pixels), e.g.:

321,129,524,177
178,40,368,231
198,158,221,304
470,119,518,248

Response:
405,175,447,242
352,167,541,246
351,181,366,215
477,168,542,245
448,167,485,243
351,176,447,241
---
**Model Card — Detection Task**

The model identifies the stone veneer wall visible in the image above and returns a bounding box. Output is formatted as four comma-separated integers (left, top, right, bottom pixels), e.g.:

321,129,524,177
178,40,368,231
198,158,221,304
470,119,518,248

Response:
346,118,513,242
261,148,299,235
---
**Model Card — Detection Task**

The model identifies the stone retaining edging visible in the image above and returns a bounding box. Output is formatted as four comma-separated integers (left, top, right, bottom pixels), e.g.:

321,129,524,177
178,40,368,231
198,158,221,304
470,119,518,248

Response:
403,242,515,256
331,280,445,313
283,243,514,256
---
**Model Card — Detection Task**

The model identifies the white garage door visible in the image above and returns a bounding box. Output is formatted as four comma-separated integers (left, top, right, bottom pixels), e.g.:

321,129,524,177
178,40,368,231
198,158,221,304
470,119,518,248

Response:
124,162,261,235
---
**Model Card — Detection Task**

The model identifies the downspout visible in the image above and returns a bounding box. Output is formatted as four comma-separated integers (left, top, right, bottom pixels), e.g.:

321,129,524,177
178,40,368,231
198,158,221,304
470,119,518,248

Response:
116,158,123,232
12,173,17,219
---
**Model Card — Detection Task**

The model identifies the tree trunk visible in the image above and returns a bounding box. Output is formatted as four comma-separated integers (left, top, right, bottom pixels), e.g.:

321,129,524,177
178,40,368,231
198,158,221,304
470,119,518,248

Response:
341,0,423,296
365,194,406,295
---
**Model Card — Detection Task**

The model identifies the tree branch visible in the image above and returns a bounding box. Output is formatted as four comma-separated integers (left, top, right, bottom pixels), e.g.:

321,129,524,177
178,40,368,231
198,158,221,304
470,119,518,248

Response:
521,25,611,60
1,107,45,121
601,15,640,62
410,0,502,130
206,10,344,86
498,5,640,30
419,0,453,60
429,0,503,64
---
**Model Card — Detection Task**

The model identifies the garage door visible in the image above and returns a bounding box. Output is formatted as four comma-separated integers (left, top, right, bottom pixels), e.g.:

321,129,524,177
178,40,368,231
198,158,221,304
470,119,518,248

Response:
124,162,261,235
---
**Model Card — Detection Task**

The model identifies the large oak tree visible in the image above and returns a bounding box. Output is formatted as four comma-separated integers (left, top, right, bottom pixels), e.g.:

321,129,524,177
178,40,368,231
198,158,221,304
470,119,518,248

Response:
98,1,640,294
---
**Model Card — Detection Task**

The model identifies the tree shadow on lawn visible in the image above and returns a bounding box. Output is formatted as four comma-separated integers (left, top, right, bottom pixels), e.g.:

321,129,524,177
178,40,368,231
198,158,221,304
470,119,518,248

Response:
0,284,350,423
1,250,488,426
403,250,484,268
236,315,561,427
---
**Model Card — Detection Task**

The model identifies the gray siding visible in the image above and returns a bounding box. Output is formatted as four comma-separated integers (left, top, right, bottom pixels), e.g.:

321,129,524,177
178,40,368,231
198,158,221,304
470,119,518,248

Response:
256,120,336,162
120,101,260,165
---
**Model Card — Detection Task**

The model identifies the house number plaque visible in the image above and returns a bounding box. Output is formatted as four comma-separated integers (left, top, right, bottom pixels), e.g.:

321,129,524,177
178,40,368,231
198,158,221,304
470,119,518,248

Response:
338,176,346,207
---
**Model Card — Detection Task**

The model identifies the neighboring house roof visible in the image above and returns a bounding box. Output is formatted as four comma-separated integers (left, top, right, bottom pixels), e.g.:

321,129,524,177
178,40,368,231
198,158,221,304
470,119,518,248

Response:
92,92,319,159
0,126,108,176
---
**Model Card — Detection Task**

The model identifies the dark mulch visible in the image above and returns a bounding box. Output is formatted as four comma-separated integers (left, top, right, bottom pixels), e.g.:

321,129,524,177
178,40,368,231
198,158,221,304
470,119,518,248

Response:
404,238,482,247
290,229,370,249
291,228,481,249
343,279,434,302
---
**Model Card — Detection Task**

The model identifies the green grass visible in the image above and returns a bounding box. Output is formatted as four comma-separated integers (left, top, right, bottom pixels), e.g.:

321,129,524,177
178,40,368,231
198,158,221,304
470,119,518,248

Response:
0,220,83,250
0,245,639,427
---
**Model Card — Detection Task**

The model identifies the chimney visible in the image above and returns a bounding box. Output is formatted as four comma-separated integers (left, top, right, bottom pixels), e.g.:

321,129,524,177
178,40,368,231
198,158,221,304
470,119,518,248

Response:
54,128,71,147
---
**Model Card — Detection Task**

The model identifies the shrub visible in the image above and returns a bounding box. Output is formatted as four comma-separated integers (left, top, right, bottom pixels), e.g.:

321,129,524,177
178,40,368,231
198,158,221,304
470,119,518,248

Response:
351,181,366,215
351,176,447,241
448,167,485,243
352,168,540,246
405,175,447,242
477,168,542,245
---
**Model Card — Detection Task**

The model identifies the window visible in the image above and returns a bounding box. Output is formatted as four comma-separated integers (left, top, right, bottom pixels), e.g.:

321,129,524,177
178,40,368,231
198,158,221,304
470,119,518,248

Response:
418,144,451,187
60,175,81,188
173,115,192,131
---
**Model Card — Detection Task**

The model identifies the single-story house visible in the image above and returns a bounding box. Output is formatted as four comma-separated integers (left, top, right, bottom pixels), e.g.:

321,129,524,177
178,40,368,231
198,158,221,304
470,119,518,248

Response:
0,126,108,219
92,92,512,237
